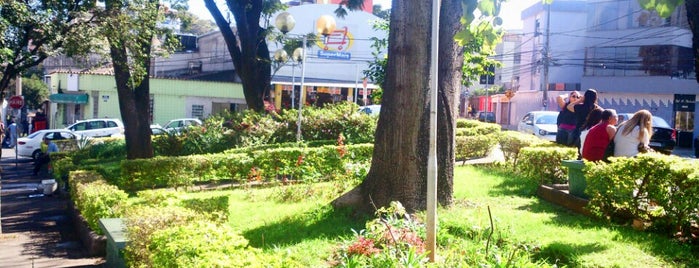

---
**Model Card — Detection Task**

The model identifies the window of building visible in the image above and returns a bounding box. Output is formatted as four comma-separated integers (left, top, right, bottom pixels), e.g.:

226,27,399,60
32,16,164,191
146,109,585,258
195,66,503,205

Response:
191,104,204,119
585,45,694,78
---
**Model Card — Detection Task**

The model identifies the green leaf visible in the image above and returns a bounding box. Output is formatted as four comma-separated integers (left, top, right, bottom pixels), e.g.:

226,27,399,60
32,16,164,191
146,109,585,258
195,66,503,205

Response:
477,0,496,16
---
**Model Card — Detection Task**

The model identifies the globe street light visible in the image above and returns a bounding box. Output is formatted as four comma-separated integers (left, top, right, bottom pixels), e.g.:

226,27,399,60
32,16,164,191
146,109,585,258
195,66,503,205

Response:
275,12,336,142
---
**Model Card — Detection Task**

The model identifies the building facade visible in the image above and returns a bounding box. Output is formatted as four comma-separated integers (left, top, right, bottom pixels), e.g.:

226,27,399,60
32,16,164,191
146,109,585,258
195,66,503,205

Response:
503,0,697,146
46,72,245,129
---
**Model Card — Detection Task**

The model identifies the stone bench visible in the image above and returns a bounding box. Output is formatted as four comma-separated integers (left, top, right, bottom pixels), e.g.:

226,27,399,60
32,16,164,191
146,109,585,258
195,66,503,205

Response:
99,218,127,268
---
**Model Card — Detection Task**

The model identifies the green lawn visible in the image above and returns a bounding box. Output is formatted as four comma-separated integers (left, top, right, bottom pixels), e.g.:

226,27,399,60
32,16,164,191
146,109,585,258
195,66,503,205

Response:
178,165,698,267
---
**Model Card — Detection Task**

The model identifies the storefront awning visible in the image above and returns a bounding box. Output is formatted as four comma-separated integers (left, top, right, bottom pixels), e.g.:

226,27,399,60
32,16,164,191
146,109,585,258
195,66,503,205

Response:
49,93,89,104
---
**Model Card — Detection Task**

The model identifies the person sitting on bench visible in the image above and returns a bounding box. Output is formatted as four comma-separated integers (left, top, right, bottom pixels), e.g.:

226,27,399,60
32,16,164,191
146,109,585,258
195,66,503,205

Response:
33,136,58,176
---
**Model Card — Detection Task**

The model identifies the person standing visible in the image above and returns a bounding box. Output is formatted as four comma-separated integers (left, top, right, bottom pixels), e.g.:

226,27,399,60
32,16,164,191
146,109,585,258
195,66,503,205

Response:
7,120,17,148
555,91,581,146
567,89,601,154
582,109,618,161
33,136,59,176
614,110,653,157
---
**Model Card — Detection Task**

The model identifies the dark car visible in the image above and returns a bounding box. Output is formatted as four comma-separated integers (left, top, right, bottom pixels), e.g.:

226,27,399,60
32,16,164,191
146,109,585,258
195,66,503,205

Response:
617,113,676,153
478,112,495,123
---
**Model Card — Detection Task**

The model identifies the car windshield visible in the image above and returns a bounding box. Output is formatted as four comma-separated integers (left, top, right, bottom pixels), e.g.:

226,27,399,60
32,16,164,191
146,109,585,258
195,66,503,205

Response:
652,116,671,128
536,115,557,125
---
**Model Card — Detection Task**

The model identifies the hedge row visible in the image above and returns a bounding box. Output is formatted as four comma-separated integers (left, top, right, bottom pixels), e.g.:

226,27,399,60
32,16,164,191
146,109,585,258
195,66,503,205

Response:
117,143,373,192
585,154,699,237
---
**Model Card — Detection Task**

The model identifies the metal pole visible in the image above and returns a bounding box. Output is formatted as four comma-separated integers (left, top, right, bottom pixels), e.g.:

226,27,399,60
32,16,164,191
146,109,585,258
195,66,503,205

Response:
354,64,359,104
291,63,296,109
427,0,441,262
542,2,551,110
297,35,307,142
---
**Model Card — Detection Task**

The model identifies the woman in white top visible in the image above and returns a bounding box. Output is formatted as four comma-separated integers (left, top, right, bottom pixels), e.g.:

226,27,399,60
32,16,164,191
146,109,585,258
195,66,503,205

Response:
614,109,652,157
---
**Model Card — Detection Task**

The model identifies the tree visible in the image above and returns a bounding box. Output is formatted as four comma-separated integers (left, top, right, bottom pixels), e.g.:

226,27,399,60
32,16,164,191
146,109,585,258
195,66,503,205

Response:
204,0,285,112
99,0,180,159
0,1,96,106
21,74,49,110
333,0,503,213
177,10,217,36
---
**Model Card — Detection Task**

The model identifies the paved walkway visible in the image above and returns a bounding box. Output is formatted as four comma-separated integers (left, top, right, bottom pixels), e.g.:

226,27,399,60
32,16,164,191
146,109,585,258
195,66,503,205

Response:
0,148,104,268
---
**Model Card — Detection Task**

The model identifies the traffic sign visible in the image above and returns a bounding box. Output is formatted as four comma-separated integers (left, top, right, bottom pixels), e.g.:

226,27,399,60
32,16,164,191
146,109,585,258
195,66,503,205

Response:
8,95,24,109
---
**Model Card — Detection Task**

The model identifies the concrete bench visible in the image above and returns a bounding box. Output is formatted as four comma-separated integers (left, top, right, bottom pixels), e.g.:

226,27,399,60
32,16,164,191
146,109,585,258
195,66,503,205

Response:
99,218,127,268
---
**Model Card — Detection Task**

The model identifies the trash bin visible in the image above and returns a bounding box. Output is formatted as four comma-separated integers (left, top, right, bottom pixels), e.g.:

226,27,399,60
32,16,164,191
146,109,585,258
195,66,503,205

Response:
41,179,57,195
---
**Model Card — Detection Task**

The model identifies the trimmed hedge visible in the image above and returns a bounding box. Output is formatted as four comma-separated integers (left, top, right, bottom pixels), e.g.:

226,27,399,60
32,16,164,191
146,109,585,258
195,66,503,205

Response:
585,154,699,237
116,143,374,192
455,134,498,161
518,146,577,185
69,171,128,235
498,130,551,166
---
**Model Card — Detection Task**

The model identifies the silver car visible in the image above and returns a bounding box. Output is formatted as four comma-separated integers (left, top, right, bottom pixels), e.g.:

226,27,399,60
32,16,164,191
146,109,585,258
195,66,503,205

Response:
517,111,559,142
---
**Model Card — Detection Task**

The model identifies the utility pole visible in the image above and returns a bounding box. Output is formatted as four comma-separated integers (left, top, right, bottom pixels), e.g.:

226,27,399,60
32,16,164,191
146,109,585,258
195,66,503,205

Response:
541,2,551,111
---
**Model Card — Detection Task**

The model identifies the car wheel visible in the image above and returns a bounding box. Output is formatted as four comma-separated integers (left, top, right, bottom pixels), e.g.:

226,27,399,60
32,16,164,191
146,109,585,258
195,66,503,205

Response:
32,149,42,160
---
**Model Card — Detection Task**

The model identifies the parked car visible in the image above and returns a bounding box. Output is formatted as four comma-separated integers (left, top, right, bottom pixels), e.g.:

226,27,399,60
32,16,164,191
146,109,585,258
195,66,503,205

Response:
358,105,381,116
617,113,676,153
477,111,495,123
517,111,559,142
17,129,80,159
150,124,171,136
66,118,124,138
163,118,203,133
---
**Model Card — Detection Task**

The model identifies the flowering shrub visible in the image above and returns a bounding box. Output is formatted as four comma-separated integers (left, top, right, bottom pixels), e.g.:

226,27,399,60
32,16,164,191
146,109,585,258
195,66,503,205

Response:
332,201,428,267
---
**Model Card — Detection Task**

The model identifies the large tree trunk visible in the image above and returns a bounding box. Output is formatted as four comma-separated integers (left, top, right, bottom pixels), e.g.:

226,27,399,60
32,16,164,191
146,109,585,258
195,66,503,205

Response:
105,0,155,160
334,0,461,213
687,0,699,83
435,0,463,207
205,0,270,111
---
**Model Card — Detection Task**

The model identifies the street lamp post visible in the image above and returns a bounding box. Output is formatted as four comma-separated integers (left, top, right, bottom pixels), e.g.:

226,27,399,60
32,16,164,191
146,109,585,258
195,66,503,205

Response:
275,12,336,142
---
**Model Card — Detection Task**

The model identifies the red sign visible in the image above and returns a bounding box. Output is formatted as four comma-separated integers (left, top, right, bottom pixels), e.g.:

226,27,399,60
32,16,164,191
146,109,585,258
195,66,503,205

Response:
9,96,24,109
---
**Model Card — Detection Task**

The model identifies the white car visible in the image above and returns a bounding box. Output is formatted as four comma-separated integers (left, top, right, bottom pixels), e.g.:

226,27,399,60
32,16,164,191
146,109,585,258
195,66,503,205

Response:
163,118,202,133
17,129,80,159
67,118,124,138
517,111,559,142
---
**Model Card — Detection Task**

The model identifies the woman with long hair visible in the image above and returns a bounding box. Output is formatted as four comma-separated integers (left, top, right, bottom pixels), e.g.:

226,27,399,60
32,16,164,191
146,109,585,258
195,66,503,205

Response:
567,89,601,156
579,107,604,155
614,109,653,157
582,109,618,161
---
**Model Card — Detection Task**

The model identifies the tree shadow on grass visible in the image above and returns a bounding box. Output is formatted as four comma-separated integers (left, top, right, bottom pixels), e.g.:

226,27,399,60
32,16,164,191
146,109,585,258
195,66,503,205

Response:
243,205,369,248
533,242,608,267
483,165,540,197
518,198,699,266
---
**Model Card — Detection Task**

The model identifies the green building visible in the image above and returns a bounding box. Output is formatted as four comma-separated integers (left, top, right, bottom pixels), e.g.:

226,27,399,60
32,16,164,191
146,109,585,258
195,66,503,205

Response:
47,72,245,128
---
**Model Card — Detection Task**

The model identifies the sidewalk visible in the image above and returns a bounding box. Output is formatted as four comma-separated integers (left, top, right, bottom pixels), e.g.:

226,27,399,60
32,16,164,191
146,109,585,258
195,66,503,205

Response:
0,148,104,268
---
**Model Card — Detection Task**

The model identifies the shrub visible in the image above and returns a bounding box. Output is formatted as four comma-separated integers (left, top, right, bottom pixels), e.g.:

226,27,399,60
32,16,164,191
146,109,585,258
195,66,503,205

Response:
585,154,699,237
518,146,577,185
455,124,501,137
73,179,128,235
455,134,498,161
180,195,230,222
147,221,263,268
123,206,199,267
273,102,377,144
498,131,550,166
332,201,429,267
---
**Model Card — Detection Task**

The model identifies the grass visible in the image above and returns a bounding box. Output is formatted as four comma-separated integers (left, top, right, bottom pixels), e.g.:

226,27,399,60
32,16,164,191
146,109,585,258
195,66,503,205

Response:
172,165,698,267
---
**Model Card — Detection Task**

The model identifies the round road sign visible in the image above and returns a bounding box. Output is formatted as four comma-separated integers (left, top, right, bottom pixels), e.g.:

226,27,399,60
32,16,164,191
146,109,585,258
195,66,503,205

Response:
9,96,24,109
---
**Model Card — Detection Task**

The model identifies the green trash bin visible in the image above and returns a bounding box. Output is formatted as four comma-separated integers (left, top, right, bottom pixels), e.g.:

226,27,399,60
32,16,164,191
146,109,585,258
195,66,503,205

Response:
562,160,587,199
